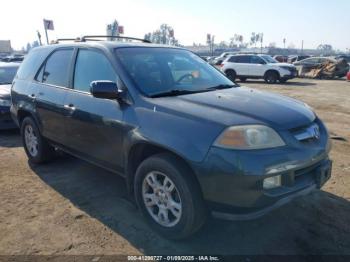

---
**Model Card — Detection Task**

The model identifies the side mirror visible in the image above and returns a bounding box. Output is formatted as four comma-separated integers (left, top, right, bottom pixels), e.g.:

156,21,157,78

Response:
90,81,122,100
259,60,266,65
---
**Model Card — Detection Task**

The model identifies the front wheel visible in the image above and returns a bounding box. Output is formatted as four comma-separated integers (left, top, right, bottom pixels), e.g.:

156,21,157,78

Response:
134,153,207,239
264,71,279,84
21,117,55,164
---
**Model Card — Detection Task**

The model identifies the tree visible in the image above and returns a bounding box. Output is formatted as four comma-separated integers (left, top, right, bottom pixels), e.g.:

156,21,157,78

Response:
26,43,32,52
250,33,262,48
218,41,228,48
229,34,243,48
317,44,334,55
144,24,179,46
250,32,257,47
317,44,333,51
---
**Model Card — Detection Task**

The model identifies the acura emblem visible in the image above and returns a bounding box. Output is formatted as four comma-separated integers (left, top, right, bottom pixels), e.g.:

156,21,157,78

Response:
308,124,320,140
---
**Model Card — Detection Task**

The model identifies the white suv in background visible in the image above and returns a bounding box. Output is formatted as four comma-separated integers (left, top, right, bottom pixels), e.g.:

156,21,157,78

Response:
220,54,298,84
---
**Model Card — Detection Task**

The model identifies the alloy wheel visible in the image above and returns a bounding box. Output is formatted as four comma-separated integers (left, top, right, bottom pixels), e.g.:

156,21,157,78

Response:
24,124,38,157
142,171,182,227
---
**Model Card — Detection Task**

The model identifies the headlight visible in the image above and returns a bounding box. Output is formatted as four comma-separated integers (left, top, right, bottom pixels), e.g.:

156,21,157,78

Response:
0,98,11,107
214,125,285,150
279,66,294,71
263,175,282,189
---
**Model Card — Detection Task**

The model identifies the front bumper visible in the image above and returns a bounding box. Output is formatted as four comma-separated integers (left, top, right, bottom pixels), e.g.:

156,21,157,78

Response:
0,106,17,130
191,119,331,220
281,70,298,80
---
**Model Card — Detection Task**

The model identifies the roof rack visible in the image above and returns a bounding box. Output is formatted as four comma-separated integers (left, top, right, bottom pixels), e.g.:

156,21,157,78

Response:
81,35,151,43
53,35,151,44
52,38,82,44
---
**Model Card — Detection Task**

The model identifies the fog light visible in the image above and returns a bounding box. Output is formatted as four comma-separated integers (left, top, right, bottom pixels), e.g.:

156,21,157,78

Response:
263,175,282,189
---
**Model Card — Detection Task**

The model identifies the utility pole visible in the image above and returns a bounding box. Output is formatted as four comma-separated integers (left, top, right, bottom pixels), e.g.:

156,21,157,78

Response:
301,40,304,54
37,31,42,46
211,35,215,56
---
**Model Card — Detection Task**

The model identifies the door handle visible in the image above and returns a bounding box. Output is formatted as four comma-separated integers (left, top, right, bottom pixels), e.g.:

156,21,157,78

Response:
28,94,36,99
64,104,76,111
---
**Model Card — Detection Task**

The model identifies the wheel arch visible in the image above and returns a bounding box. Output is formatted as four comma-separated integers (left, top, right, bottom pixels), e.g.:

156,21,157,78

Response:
125,142,202,199
224,68,237,75
264,69,280,79
17,109,40,129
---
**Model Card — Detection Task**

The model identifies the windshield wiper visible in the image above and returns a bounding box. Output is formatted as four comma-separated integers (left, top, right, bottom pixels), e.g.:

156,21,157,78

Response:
0,82,12,85
150,84,237,98
150,89,205,98
205,84,236,91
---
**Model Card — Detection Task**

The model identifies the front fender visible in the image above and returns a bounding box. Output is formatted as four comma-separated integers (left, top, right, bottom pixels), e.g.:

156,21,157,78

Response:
125,106,224,163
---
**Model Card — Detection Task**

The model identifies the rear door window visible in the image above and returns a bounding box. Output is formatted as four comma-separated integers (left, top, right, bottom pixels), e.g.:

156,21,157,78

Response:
40,49,74,87
73,49,117,93
234,56,250,63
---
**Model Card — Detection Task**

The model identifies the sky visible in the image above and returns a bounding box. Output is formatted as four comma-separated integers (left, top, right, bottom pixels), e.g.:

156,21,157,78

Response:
1,0,349,51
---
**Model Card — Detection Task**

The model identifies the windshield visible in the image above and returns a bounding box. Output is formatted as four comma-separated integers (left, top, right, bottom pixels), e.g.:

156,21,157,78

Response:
261,55,277,64
0,66,18,84
115,47,236,97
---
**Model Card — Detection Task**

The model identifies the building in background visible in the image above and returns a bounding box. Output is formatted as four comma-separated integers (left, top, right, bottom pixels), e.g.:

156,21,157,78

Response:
0,40,12,55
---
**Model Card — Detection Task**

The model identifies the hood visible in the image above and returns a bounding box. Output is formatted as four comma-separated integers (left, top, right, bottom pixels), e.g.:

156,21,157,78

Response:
150,87,315,130
0,84,11,99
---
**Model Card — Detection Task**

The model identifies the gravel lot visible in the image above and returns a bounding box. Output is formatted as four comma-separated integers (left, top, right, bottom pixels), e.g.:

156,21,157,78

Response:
0,78,349,256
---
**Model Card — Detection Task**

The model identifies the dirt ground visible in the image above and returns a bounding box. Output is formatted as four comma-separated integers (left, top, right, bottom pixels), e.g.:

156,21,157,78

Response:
0,78,349,256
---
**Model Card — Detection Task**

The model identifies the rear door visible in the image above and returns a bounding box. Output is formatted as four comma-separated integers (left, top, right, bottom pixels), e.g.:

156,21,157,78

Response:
63,48,125,172
227,55,250,76
34,48,74,144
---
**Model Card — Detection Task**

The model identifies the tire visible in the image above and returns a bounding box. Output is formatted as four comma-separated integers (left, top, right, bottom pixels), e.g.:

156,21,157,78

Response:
21,117,55,164
239,77,247,82
225,70,236,81
134,153,207,239
264,71,279,84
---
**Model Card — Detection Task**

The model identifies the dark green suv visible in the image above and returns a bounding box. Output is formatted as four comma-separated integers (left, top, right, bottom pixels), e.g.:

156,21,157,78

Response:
11,36,332,239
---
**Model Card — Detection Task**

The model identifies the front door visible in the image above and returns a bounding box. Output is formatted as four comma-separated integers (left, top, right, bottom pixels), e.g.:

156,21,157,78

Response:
63,48,125,172
248,56,266,77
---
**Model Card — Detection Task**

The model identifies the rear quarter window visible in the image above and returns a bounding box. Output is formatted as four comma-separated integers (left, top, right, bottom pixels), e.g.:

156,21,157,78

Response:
16,48,49,80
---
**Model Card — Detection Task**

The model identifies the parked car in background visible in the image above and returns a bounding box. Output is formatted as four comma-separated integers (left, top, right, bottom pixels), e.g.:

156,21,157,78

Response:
1,55,25,63
347,71,350,81
11,39,331,239
294,57,336,67
288,55,311,64
294,57,349,78
210,52,238,66
336,55,350,65
273,55,288,63
221,54,297,83
0,62,20,129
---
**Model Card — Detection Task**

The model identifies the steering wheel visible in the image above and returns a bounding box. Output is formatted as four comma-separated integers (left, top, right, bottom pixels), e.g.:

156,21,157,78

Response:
175,73,193,84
